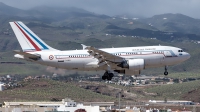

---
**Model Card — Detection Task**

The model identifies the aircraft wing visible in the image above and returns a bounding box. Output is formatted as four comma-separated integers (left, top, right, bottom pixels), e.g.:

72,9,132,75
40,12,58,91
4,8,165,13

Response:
13,50,41,60
82,44,124,66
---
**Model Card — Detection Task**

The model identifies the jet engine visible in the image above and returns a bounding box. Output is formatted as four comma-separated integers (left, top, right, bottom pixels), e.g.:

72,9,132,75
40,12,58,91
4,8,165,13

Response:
118,59,144,71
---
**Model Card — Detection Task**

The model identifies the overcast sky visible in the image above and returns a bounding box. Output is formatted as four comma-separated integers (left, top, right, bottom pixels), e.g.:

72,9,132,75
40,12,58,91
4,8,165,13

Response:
0,0,200,18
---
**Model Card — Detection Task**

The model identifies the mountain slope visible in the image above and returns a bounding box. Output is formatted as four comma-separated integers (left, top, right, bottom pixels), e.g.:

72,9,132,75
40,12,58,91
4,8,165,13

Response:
29,6,110,21
0,79,116,102
0,2,28,16
140,13,200,35
0,3,199,75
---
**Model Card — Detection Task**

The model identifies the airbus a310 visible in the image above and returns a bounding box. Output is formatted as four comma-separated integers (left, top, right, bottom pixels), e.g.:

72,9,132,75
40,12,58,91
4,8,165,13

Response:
10,21,190,80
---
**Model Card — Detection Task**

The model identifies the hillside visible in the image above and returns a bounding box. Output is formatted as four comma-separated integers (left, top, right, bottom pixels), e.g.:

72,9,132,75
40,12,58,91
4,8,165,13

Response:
2,78,200,103
0,2,25,16
0,37,199,76
145,80,200,102
0,2,200,104
140,13,200,35
29,6,110,21
182,87,200,102
0,79,116,102
0,3,199,76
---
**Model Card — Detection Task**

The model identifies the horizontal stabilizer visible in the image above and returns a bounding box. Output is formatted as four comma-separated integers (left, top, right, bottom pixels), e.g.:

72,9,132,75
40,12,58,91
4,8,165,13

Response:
13,50,41,59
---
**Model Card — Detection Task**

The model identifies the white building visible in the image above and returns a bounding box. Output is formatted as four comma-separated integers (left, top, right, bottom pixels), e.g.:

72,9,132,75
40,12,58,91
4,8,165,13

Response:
149,100,194,105
0,83,5,91
57,103,99,112
56,99,100,112
3,98,101,112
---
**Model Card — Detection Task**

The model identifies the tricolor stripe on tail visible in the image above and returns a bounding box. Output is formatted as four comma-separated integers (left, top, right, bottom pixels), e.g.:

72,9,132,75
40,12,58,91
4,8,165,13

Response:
10,21,58,52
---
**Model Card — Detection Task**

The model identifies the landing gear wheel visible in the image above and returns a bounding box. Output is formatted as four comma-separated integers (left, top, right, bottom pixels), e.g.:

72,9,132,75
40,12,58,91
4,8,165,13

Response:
109,73,114,77
102,76,107,80
107,73,114,80
164,71,168,76
102,71,108,80
107,76,112,80
102,71,114,80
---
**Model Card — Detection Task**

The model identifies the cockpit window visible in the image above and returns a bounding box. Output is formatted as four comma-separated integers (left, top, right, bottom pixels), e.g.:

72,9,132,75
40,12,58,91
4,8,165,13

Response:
178,50,183,52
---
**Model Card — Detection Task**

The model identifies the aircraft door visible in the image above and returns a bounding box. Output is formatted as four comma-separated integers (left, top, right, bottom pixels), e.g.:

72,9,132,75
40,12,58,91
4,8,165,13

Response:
164,51,172,57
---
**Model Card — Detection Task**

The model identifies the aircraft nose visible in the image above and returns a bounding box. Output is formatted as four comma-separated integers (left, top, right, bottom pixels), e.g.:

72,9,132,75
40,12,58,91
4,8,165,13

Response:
185,52,191,60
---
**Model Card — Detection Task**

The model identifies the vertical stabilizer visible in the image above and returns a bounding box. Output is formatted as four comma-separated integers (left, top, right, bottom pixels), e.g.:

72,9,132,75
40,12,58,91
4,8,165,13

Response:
9,21,58,52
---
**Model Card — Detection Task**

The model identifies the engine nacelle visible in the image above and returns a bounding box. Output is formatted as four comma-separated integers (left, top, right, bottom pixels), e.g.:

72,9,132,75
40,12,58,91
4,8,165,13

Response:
118,59,145,71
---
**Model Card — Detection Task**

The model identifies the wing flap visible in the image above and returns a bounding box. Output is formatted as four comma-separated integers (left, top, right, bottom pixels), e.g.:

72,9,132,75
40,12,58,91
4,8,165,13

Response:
82,44,124,71
84,45,123,62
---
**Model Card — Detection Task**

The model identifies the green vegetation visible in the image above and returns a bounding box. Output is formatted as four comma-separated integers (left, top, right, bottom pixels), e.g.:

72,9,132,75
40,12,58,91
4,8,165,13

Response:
167,72,200,79
0,2,200,103
0,79,116,102
0,36,199,76
0,64,47,75
145,80,200,100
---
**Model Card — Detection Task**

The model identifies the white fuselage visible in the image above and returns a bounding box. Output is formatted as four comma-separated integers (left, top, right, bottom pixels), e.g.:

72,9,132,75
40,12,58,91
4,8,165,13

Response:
18,46,190,71
10,21,191,77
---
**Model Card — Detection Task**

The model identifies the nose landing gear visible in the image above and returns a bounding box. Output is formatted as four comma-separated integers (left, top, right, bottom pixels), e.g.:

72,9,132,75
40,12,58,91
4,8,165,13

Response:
164,66,168,76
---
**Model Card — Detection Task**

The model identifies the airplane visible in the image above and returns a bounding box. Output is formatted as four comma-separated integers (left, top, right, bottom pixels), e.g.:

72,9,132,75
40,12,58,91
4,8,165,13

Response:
9,21,190,80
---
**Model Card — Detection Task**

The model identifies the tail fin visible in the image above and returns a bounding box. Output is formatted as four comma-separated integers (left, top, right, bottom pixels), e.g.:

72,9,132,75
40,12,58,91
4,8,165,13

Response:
9,21,58,52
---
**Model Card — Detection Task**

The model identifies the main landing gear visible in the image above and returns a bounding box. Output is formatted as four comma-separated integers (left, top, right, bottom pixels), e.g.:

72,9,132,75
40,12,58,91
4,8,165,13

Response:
102,71,114,80
164,66,168,76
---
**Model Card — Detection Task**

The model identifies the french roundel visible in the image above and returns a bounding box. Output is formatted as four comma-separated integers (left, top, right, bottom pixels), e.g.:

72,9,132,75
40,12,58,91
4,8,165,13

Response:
49,55,54,60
